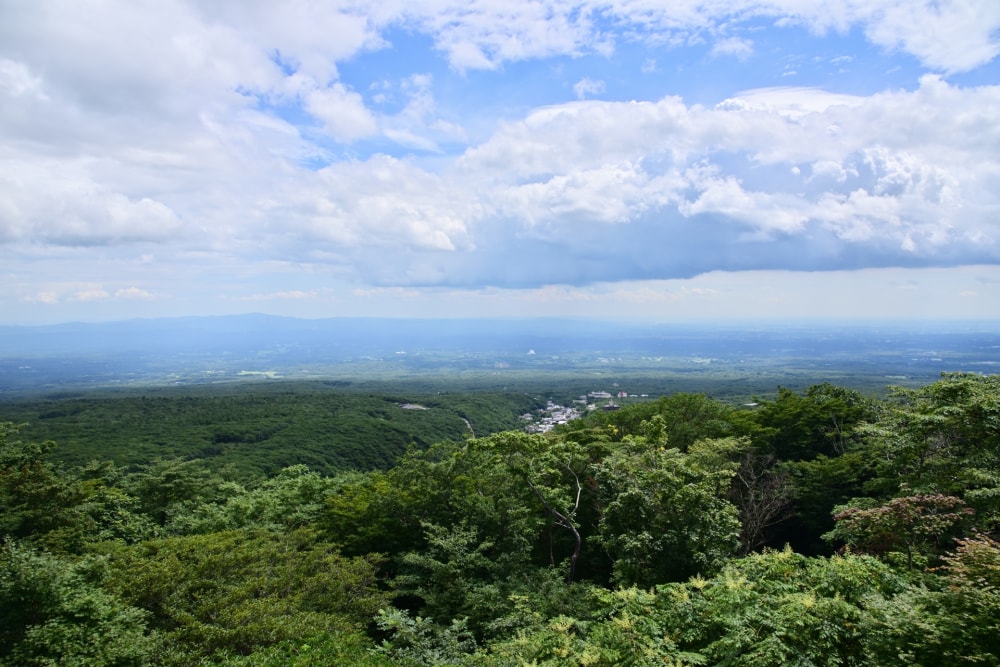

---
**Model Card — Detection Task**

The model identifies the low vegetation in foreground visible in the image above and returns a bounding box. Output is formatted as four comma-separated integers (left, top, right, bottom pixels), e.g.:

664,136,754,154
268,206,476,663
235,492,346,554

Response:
2,372,1000,665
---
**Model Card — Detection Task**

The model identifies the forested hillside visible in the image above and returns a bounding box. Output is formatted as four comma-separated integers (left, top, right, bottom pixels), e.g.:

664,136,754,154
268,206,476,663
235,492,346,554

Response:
2,373,999,665
0,383,545,475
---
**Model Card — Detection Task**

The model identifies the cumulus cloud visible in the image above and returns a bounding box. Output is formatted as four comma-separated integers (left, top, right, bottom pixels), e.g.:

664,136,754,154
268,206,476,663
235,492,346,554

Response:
309,155,474,253
304,83,378,141
0,0,998,316
0,163,184,246
396,0,999,73
404,0,605,70
766,0,1000,73
855,0,1000,74
442,77,996,284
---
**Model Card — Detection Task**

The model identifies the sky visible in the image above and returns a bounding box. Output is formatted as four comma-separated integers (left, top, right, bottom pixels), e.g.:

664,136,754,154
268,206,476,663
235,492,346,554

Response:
1,0,999,325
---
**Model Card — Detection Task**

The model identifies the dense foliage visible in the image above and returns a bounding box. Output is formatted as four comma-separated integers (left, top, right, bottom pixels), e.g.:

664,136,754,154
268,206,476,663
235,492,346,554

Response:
2,373,999,665
0,383,545,475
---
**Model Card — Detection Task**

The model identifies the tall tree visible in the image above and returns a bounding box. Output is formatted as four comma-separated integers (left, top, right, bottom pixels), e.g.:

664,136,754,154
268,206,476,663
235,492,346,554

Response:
0,541,155,666
0,423,89,553
594,434,741,587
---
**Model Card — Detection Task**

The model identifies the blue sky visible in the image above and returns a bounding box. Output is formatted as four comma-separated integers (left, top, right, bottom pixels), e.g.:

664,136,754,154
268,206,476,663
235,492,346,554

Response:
1,0,999,324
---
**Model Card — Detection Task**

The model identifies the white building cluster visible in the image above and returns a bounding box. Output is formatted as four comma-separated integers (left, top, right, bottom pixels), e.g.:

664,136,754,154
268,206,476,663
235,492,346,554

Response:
522,387,642,433
523,400,583,433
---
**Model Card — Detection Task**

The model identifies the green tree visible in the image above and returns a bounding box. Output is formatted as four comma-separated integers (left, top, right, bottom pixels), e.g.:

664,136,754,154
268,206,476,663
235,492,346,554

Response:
374,608,476,666
170,464,345,535
736,384,875,461
826,494,975,569
394,521,515,636
0,541,155,666
483,431,603,584
730,449,793,554
783,450,874,554
862,373,1000,534
217,630,411,667
476,550,912,667
721,385,880,553
99,528,387,665
863,535,1000,666
656,548,907,667
926,534,1000,664
475,587,700,667
119,457,225,530
0,423,90,553
326,438,547,570
325,469,422,557
578,393,735,451
594,436,741,587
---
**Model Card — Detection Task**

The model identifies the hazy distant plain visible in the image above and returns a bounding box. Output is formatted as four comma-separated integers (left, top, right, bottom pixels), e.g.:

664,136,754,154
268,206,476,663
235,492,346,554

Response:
1,316,997,400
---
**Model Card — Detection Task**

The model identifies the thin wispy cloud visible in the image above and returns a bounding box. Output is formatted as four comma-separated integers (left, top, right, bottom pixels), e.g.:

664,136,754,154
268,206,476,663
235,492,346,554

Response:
0,0,998,323
710,37,754,60
573,77,606,99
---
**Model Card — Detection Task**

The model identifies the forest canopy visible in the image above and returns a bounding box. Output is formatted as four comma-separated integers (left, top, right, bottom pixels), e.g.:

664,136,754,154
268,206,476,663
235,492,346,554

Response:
2,372,999,665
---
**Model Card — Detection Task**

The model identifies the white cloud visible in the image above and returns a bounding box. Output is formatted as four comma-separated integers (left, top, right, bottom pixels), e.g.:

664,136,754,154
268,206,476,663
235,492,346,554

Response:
450,76,997,281
0,162,185,246
368,1,1000,75
718,86,865,116
857,0,1000,74
352,286,423,299
678,174,810,235
405,0,600,70
710,37,754,60
495,161,679,230
0,58,47,99
243,289,318,301
27,292,59,305
4,50,998,289
330,267,1000,320
573,77,606,99
72,288,111,302
304,83,378,142
378,73,467,151
258,155,476,266
116,287,154,299
1,0,999,322
764,0,1000,72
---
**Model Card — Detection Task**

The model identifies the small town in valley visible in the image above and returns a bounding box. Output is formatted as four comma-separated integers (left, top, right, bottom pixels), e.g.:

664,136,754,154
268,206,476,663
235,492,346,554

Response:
522,388,648,433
